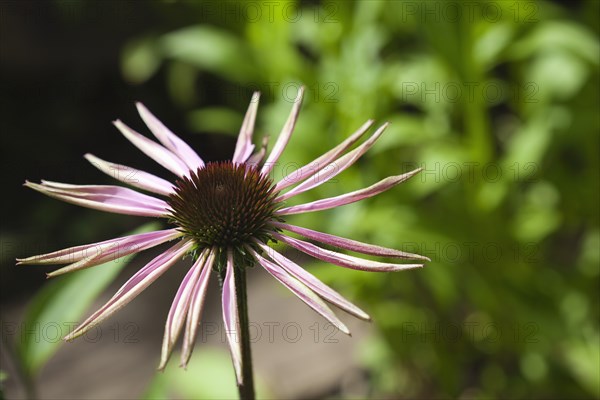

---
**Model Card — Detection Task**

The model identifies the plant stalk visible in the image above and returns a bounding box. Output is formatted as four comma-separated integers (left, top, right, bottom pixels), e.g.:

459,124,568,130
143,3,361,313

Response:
234,266,255,400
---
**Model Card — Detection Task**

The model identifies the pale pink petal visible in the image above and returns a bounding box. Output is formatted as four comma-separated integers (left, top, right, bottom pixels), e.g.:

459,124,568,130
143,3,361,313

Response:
158,249,209,370
275,119,374,191
136,103,205,171
24,181,168,217
113,120,190,177
180,249,215,368
245,135,269,169
273,222,430,261
64,240,194,341
274,233,423,272
254,243,369,320
276,168,422,215
84,153,174,196
37,180,168,208
222,250,243,385
16,230,176,266
277,123,389,201
252,250,350,334
47,229,183,277
261,86,305,175
232,92,260,164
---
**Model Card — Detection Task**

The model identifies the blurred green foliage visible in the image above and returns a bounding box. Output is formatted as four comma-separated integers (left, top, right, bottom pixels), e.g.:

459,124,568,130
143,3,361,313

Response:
143,348,269,399
118,0,599,398
131,0,600,398
7,0,598,399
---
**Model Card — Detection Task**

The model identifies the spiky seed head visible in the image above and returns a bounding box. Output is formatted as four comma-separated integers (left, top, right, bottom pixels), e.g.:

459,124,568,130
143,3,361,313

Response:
167,162,280,262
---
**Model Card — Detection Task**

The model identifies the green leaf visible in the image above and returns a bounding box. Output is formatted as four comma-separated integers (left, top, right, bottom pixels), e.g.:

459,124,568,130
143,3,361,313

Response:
16,222,161,377
187,107,244,135
121,37,162,84
474,23,515,69
508,21,600,65
159,26,256,83
143,348,269,399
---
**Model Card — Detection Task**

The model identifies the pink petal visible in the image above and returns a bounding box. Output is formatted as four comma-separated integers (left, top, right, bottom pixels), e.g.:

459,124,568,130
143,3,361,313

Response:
273,222,430,261
25,181,168,217
46,229,183,277
274,233,424,272
275,119,374,191
252,250,350,334
180,249,215,368
254,243,369,320
37,180,169,206
16,230,177,265
245,135,269,169
136,103,205,171
261,86,305,175
232,92,260,164
276,168,422,215
159,249,209,370
64,240,194,341
222,250,243,385
84,153,174,196
277,122,389,201
113,120,190,177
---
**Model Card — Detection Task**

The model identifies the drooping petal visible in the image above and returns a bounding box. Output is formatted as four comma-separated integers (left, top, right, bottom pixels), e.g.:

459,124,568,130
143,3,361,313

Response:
261,86,305,175
272,222,430,261
47,229,183,277
25,181,168,217
16,229,178,265
84,153,175,196
275,119,374,191
274,233,423,272
253,243,369,321
113,120,190,177
276,168,422,216
159,249,209,370
222,250,243,385
136,103,205,171
180,250,215,368
36,180,169,209
232,92,260,164
252,250,350,334
277,122,389,201
64,240,194,341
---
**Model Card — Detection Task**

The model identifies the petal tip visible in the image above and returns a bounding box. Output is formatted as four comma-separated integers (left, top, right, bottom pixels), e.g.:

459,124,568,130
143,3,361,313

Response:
136,102,151,116
178,361,189,371
46,270,64,278
63,334,75,342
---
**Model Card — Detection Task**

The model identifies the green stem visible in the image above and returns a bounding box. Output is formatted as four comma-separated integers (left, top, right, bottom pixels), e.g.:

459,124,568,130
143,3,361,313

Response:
234,266,255,400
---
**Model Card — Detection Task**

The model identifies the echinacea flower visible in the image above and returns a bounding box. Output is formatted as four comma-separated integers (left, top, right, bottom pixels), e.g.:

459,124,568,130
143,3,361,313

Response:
18,87,428,388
